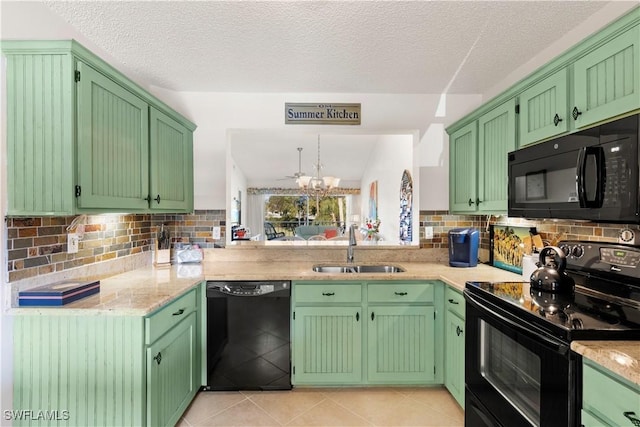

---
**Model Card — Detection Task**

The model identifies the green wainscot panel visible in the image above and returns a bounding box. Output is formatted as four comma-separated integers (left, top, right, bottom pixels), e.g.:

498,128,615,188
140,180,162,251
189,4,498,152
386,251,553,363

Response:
13,315,145,426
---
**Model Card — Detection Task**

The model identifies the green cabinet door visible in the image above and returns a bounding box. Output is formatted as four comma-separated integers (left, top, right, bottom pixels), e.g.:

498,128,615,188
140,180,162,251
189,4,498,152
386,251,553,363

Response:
293,306,362,384
582,360,640,427
5,50,75,215
477,99,516,213
76,61,150,211
149,107,194,212
367,306,435,383
519,69,569,146
573,24,640,129
449,122,478,213
444,310,465,408
581,410,611,427
147,311,198,427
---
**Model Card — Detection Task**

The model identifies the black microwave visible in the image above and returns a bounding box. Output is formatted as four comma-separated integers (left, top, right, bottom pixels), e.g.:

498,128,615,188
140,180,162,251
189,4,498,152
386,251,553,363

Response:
508,113,639,223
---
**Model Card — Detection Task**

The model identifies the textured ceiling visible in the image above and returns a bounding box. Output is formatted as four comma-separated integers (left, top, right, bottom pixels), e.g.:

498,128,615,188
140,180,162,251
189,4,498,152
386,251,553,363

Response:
43,0,616,94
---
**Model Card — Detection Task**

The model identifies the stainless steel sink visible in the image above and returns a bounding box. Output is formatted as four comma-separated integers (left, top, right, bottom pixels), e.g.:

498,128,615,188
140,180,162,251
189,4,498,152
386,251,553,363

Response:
312,264,405,273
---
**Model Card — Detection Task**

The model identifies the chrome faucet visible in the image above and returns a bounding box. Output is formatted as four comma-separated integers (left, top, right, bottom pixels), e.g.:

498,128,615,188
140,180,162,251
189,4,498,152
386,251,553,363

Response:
347,224,357,263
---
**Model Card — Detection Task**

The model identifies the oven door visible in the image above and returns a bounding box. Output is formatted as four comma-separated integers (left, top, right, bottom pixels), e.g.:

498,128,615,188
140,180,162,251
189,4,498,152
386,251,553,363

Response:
464,290,576,427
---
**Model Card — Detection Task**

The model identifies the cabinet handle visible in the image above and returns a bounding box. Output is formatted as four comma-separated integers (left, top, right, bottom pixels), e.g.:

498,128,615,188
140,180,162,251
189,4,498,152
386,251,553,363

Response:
623,412,640,426
371,312,375,321
356,312,359,322
144,195,151,203
448,298,459,305
456,326,463,336
172,308,185,316
394,292,408,296
153,352,162,365
154,194,161,204
322,292,335,296
553,113,563,126
476,198,482,205
572,106,582,120
468,198,475,206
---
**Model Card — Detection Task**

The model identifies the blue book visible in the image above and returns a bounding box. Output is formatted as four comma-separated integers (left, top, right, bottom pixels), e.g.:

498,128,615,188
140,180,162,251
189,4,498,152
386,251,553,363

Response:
18,280,100,307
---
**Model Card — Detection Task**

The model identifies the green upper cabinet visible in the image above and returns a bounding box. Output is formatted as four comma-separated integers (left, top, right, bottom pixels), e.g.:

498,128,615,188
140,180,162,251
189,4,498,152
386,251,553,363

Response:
573,24,640,129
477,98,516,212
5,51,75,216
447,7,639,152
2,40,196,216
77,61,150,211
519,69,568,146
149,108,194,212
449,99,515,214
449,122,478,213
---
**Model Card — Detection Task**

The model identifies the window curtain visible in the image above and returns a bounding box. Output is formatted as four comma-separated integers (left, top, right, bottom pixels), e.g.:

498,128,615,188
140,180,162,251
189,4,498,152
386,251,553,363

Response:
246,194,265,240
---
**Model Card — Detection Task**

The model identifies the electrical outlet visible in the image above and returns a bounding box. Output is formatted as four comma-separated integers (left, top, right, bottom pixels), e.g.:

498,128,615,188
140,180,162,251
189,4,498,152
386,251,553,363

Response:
424,226,434,239
68,233,79,254
212,226,221,240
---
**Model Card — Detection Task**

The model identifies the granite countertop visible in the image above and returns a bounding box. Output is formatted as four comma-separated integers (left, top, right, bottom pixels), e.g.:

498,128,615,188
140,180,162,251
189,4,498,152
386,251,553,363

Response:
11,263,205,316
202,260,523,291
11,257,639,384
572,341,640,386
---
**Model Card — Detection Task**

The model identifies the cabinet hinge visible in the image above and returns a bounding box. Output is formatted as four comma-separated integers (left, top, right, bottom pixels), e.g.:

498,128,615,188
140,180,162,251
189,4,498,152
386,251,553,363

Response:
434,366,436,375
293,311,295,320
434,311,436,320
293,366,295,375
74,70,81,82
75,185,81,197
515,104,520,114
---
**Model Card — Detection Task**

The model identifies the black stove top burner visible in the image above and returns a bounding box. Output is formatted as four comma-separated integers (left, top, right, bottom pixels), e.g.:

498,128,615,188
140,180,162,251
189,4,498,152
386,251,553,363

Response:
467,241,640,341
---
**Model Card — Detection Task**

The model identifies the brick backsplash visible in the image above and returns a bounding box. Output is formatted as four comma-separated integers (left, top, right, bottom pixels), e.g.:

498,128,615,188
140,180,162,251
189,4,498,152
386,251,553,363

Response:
6,210,226,282
419,210,636,250
6,208,634,282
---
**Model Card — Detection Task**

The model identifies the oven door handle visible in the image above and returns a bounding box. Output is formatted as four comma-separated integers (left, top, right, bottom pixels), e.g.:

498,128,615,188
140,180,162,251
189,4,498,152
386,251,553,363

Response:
465,291,569,355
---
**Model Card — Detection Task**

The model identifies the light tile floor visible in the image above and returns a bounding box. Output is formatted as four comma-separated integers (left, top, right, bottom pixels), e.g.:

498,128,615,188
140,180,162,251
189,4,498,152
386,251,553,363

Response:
178,387,464,427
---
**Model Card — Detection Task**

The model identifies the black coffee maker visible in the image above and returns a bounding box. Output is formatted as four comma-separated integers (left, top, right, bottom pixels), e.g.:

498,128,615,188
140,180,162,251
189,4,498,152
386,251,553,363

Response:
530,246,575,292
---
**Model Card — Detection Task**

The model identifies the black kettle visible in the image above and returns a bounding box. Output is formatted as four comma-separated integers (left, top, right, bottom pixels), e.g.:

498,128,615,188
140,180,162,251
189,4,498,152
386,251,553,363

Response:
530,246,575,292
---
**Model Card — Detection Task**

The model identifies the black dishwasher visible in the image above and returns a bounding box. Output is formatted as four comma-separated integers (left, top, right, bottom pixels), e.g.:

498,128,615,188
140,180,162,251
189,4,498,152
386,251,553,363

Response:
203,280,291,391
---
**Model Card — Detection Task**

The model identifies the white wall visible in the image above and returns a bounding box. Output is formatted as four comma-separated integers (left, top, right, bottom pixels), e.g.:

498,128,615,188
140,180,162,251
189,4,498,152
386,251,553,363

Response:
360,135,413,243
148,89,480,211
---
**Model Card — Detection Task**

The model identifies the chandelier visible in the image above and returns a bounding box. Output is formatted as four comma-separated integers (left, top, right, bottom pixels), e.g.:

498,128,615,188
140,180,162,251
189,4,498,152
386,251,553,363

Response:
296,135,340,196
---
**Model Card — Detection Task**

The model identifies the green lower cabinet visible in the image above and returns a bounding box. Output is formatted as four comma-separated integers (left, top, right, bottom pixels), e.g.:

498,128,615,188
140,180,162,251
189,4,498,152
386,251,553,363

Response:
367,306,435,383
292,280,443,386
147,311,198,427
12,285,203,426
444,310,465,408
581,359,640,427
293,306,363,384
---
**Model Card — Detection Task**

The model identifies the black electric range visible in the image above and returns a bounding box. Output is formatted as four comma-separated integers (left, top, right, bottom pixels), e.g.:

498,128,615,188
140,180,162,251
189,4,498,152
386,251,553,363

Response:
466,240,640,342
464,241,640,427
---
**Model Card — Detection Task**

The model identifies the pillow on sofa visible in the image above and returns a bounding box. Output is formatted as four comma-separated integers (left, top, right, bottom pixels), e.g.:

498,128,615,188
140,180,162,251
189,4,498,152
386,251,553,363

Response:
324,229,338,239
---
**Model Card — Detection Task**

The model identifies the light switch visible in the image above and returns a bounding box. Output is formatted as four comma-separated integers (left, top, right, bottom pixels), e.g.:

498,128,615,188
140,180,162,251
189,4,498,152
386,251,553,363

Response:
212,226,221,240
68,233,79,254
424,226,433,239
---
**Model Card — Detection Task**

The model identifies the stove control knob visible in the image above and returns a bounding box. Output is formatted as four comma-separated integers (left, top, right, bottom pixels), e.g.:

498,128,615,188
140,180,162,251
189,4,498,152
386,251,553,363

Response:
571,245,584,258
560,245,571,256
